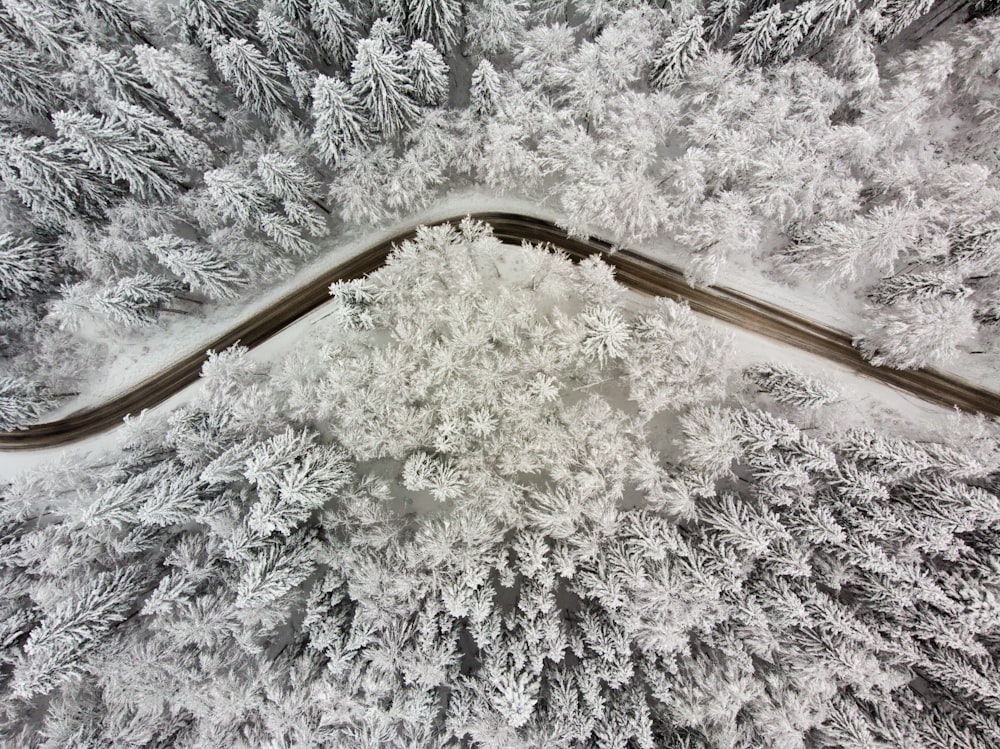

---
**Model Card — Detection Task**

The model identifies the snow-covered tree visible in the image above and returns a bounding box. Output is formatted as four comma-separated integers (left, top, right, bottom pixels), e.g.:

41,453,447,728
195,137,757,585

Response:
146,234,246,300
309,0,358,68
134,43,222,128
650,15,708,87
744,363,841,408
0,374,56,430
0,233,54,299
310,74,369,163
406,39,448,106
256,3,312,65
210,35,292,118
350,35,419,136
0,133,115,225
92,272,180,327
53,109,183,201
0,36,65,113
405,0,461,53
857,296,979,369
729,4,783,67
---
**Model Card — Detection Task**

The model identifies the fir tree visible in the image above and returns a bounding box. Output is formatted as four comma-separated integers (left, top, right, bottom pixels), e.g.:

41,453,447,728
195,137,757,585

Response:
729,4,783,67
406,39,449,106
0,232,54,298
210,35,292,118
350,35,419,136
310,74,369,163
0,133,115,225
744,363,841,408
146,234,246,301
134,43,222,128
0,374,56,430
256,3,312,66
92,272,181,327
309,0,358,69
406,0,462,53
53,109,184,201
0,35,65,113
470,59,503,119
651,16,708,88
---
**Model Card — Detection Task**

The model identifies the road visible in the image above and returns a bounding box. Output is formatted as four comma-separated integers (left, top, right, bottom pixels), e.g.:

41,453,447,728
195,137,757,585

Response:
1,212,997,450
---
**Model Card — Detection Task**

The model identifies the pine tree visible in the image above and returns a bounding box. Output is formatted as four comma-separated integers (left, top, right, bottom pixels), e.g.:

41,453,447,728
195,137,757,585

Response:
134,44,222,128
0,374,55,430
0,133,115,225
310,74,369,163
406,39,449,106
256,4,311,66
350,36,419,136
470,59,503,118
256,151,318,204
309,0,358,69
406,0,461,53
651,16,708,88
210,35,292,118
146,234,246,300
856,296,978,369
0,232,54,298
92,273,180,327
729,4,783,67
53,109,183,201
744,364,841,408
10,565,148,699
178,0,255,40
775,1,818,59
0,35,65,113
868,270,969,306
465,0,529,56
66,43,163,112
203,164,273,227
1,0,79,61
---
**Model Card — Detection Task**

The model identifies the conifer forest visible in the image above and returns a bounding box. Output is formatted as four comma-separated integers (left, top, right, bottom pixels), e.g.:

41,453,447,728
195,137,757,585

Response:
2,1,1000,747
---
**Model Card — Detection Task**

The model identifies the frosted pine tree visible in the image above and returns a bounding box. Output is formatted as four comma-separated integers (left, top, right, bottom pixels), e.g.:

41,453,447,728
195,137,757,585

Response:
0,233,54,298
406,0,462,53
209,35,292,118
256,3,312,66
774,1,818,59
470,59,503,118
0,37,65,114
1,0,79,61
146,234,246,301
178,0,254,40
310,75,369,163
134,44,222,128
53,109,183,201
0,375,55,430
729,4,783,67
650,16,708,87
406,39,449,106
857,296,978,369
465,0,529,56
92,273,181,327
65,44,163,113
309,0,358,69
350,35,419,136
744,363,841,408
0,134,114,225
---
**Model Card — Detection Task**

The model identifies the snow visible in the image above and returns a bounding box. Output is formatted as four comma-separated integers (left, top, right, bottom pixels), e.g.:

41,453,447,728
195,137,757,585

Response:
1,205,960,478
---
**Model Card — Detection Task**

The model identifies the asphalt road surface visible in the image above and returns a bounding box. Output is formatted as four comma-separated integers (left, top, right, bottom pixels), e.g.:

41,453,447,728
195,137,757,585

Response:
2,212,997,450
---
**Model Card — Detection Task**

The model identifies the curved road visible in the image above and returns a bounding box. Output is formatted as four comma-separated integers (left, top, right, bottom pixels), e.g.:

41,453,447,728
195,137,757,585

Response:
2,212,998,450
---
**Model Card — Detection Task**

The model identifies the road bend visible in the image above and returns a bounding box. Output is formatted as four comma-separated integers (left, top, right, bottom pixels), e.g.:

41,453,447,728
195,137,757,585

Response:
1,212,997,450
